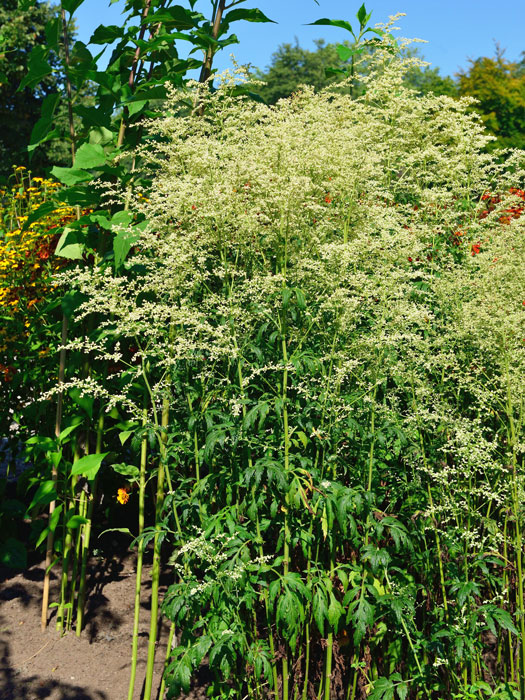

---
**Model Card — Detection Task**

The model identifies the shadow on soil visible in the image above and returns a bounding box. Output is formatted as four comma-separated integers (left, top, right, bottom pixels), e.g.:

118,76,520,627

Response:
0,638,108,700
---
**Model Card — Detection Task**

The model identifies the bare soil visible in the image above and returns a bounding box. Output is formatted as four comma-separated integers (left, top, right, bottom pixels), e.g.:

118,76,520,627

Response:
0,549,200,700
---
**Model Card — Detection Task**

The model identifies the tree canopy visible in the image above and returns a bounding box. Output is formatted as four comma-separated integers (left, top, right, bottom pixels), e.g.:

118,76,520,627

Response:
0,0,70,180
254,38,458,105
457,50,525,151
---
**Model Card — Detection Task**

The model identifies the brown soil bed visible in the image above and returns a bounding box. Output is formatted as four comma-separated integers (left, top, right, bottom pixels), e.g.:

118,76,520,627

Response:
0,550,203,700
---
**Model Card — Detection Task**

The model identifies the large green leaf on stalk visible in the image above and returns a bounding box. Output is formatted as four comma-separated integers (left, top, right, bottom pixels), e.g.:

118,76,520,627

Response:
147,6,204,30
70,452,109,480
55,227,85,259
28,91,61,151
50,166,93,186
74,142,108,169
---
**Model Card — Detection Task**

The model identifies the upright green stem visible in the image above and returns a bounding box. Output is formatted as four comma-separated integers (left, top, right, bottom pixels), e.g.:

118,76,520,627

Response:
143,397,169,700
76,412,104,636
42,314,68,631
324,560,335,700
281,330,291,700
505,357,525,697
128,408,148,700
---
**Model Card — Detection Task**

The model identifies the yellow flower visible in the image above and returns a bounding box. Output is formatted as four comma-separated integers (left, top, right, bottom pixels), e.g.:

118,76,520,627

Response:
117,487,130,505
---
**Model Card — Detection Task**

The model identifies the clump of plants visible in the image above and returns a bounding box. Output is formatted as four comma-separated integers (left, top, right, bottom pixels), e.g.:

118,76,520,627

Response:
47,30,525,700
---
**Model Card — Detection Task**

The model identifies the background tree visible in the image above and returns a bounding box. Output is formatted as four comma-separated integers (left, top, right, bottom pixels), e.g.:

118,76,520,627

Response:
0,0,73,181
255,38,457,104
253,39,348,104
457,48,525,151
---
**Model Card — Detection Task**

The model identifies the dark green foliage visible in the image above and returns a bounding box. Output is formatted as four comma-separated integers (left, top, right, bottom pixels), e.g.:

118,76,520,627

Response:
0,0,69,178
458,49,525,150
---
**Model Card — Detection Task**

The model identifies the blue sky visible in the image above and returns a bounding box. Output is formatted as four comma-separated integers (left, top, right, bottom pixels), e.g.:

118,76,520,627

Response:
75,1,524,79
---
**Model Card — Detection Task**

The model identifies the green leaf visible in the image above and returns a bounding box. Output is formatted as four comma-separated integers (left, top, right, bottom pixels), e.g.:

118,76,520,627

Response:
18,46,51,91
69,387,93,417
27,480,57,513
328,592,343,630
36,504,63,548
66,515,90,529
70,452,109,480
50,166,93,186
111,211,133,227
308,18,355,38
313,585,327,635
89,24,126,44
147,6,204,31
0,538,27,569
396,681,408,700
74,142,107,169
114,228,141,270
111,463,140,480
58,421,82,444
357,4,369,27
337,44,354,62
222,8,275,28
119,430,134,446
55,227,84,260
61,0,85,15
21,201,57,232
45,17,61,50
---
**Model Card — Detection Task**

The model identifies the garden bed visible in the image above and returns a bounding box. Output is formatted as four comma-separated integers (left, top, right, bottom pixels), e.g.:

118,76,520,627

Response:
0,551,205,700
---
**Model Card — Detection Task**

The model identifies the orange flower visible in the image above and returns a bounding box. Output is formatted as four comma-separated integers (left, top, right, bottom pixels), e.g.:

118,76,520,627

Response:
117,487,130,505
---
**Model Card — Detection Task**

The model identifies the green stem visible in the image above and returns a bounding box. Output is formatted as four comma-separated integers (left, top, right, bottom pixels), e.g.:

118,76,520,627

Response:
128,408,148,700
159,621,176,700
76,412,104,636
143,397,169,700
41,314,68,631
